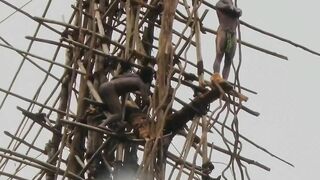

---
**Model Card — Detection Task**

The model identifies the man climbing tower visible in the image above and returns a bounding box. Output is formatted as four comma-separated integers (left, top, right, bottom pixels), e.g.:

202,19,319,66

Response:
212,0,242,82
98,67,153,129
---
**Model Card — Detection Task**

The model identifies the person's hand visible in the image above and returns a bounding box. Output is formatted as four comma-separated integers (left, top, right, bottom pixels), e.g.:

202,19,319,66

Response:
236,8,242,16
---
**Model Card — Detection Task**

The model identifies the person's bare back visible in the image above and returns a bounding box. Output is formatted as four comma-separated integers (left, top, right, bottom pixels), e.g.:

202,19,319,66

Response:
98,68,152,129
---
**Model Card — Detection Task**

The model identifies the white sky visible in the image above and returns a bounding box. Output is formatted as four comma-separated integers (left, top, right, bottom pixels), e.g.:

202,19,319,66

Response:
0,0,320,179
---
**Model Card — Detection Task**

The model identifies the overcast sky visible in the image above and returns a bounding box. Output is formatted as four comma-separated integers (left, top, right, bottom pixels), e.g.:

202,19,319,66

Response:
0,0,320,179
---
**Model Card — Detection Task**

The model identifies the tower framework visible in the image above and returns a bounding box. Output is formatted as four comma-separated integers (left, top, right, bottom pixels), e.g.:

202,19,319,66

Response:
2,0,317,179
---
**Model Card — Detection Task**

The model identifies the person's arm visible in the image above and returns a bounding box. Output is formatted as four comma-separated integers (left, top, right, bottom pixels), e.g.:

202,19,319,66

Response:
139,83,150,104
232,7,242,17
112,73,139,80
216,0,242,17
216,0,233,10
221,6,242,17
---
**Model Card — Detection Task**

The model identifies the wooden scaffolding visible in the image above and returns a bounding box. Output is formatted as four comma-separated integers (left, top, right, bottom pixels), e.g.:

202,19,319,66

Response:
2,0,317,179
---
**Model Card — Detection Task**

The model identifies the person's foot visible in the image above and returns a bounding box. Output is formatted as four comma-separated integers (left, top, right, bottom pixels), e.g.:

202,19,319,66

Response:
211,73,224,85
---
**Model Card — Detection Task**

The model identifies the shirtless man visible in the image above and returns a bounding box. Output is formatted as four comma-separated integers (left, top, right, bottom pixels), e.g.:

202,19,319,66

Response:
98,67,152,128
212,0,242,81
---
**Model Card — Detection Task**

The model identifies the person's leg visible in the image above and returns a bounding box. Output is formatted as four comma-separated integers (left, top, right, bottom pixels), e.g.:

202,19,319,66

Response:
213,26,227,74
222,32,237,80
99,84,123,127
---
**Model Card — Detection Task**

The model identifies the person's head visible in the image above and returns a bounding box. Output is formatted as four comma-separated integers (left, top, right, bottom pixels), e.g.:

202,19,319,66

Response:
129,113,150,139
130,113,148,128
221,0,233,5
138,66,154,84
125,102,148,124
124,99,151,139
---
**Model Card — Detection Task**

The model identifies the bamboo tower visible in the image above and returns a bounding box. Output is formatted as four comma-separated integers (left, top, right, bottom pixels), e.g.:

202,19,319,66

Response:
1,0,318,179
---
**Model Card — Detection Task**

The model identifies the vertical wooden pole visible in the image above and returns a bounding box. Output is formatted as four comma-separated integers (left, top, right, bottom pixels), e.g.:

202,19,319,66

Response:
193,0,205,87
45,49,72,180
66,0,89,177
139,1,179,179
